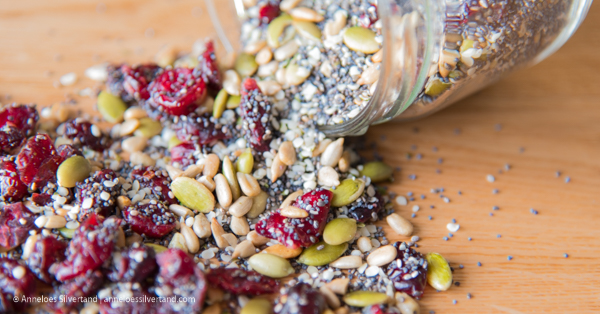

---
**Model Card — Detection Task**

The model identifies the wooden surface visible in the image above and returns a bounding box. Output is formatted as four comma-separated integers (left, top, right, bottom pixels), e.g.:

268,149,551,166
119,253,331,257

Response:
1,0,599,313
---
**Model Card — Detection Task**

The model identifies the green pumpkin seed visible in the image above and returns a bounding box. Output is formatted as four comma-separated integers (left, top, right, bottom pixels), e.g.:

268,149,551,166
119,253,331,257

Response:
168,136,183,150
292,21,322,43
223,156,241,201
134,118,162,138
343,291,389,307
424,79,451,97
241,298,272,314
171,177,216,213
97,91,127,123
247,191,269,218
59,227,74,239
248,253,295,278
213,89,229,119
323,218,357,245
343,27,380,54
298,241,348,266
331,178,365,207
267,14,294,48
460,39,475,53
235,53,259,77
145,243,168,254
426,252,452,291
236,148,254,174
57,156,92,188
226,95,241,109
359,161,393,183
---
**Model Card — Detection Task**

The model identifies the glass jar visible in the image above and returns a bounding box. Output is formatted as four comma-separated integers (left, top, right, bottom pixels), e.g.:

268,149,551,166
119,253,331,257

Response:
224,0,592,136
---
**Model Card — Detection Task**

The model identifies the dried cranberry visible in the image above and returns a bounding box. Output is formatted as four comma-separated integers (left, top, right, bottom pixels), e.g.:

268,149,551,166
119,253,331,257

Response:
27,236,67,284
0,203,37,249
0,158,28,202
171,114,232,146
16,133,57,187
154,249,207,314
386,242,428,299
130,167,177,205
75,169,121,219
240,78,273,152
147,68,206,117
0,104,39,137
34,155,64,189
347,193,385,223
122,64,162,101
99,283,158,314
364,305,388,314
199,40,221,93
256,189,332,249
170,142,198,168
51,270,104,313
107,244,157,283
31,192,53,206
123,201,176,238
0,124,25,155
259,3,281,24
52,214,121,282
207,267,279,296
0,259,36,313
56,144,83,158
62,119,111,152
275,283,326,314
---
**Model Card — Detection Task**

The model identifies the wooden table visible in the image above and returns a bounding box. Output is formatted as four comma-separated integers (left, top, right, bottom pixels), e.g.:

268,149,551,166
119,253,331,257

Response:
1,1,599,313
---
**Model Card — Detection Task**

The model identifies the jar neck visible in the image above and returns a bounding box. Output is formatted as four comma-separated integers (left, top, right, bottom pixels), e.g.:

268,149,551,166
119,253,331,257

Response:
320,0,446,137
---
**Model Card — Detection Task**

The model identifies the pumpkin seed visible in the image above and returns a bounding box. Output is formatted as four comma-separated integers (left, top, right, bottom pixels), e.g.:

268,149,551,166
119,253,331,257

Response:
248,253,294,278
134,118,162,138
213,89,229,119
330,178,365,207
247,191,268,218
236,148,254,174
226,95,241,109
57,156,92,188
235,53,259,77
241,298,272,314
343,291,389,307
424,79,451,97
298,241,348,266
145,243,168,254
223,156,242,201
59,227,74,239
323,218,357,245
267,14,294,48
168,232,188,253
293,20,322,43
97,91,127,123
343,27,380,54
262,244,303,259
426,252,452,291
359,161,393,182
171,177,216,213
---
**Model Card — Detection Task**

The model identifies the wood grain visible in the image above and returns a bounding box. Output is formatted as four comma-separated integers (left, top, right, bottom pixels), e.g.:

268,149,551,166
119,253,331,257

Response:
1,0,599,313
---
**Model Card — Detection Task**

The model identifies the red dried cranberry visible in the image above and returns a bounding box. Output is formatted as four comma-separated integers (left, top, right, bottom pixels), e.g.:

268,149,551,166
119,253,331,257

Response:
16,133,57,187
123,201,176,238
0,104,39,137
122,64,162,101
0,158,28,202
170,142,198,168
347,193,385,223
99,283,158,314
147,68,206,117
52,214,121,281
62,119,111,152
51,270,104,314
107,244,157,283
199,40,222,93
27,236,67,284
33,155,64,189
0,203,37,249
386,242,427,299
130,167,177,205
154,249,207,314
240,78,273,152
171,114,232,146
259,3,281,24
0,259,36,313
0,124,25,155
275,283,326,314
31,193,53,206
75,169,120,219
364,305,388,314
256,189,332,249
207,267,279,296
56,144,83,158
